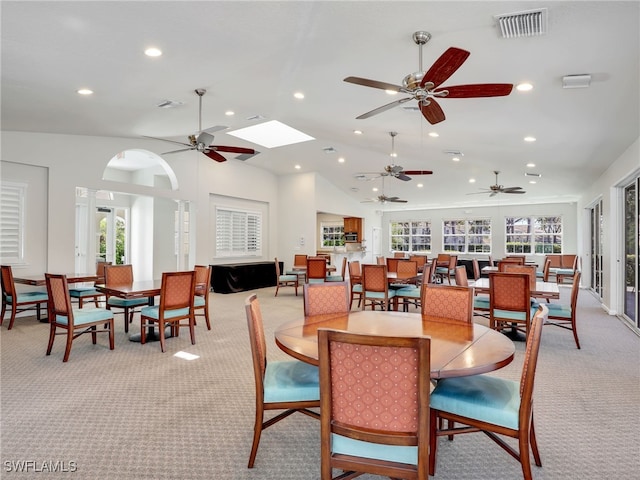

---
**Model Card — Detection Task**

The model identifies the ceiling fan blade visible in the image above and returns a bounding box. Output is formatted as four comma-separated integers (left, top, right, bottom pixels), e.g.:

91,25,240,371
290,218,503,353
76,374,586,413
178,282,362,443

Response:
356,97,413,119
197,131,215,146
420,98,446,124
421,47,470,88
210,145,256,154
388,198,408,203
162,148,194,155
437,83,514,98
503,189,526,194
203,150,227,163
501,186,524,192
396,173,412,181
466,190,492,195
490,191,498,197
403,170,433,175
143,135,191,147
344,76,404,92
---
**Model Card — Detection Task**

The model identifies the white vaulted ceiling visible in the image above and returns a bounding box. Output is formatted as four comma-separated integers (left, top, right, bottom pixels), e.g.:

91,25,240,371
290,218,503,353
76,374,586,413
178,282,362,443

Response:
1,1,638,208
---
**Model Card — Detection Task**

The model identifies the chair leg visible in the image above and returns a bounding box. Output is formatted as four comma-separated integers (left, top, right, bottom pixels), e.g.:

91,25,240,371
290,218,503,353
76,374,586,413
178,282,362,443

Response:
0,300,6,326
7,304,17,330
108,320,115,350
140,316,147,344
63,328,74,362
158,320,166,352
248,404,264,468
429,408,438,476
529,413,542,467
91,325,97,344
189,317,196,345
572,320,581,349
46,323,56,355
204,308,212,330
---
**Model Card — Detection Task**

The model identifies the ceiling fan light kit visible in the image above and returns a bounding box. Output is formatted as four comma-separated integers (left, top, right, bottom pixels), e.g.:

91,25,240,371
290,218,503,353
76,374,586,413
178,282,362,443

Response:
344,31,514,124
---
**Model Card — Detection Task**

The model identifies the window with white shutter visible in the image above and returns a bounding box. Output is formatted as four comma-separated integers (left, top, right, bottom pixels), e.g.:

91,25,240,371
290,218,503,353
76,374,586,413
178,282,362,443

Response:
0,181,26,263
215,207,262,258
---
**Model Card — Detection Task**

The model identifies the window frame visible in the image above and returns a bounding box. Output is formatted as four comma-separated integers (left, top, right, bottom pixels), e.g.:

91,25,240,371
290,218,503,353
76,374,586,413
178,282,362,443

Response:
0,181,27,264
320,221,345,248
389,220,432,253
505,215,563,254
215,206,262,258
442,218,492,254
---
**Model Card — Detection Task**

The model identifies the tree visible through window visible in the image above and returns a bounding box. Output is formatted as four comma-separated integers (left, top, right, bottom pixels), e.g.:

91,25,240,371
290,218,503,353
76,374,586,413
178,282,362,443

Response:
505,216,562,254
390,221,431,253
442,219,491,253
321,223,344,247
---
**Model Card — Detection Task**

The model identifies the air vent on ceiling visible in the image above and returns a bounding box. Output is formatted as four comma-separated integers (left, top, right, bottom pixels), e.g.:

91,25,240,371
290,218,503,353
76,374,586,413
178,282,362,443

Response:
156,100,184,108
494,8,547,38
323,147,337,154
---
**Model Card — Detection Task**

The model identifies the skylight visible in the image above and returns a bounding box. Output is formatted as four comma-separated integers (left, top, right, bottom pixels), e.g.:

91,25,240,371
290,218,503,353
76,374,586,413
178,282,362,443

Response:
227,120,315,148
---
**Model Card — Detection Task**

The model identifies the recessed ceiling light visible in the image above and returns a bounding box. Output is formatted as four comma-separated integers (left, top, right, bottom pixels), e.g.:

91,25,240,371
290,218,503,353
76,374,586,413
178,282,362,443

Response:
225,110,235,116
372,187,379,192
293,92,305,99
353,130,362,135
228,120,314,148
294,164,301,170
469,178,476,183
526,163,536,168
452,157,460,162
338,157,345,163
529,180,537,184
144,47,162,57
524,136,536,142
417,183,424,188
77,88,93,95
516,82,533,92
428,132,439,138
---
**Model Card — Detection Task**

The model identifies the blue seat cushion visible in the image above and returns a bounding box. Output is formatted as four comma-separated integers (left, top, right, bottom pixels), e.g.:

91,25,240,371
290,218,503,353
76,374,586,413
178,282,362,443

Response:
107,297,149,308
547,303,571,318
69,288,100,298
352,284,362,293
263,360,320,403
553,268,575,276
140,305,190,320
492,306,539,321
331,434,417,466
56,308,113,326
430,374,521,430
279,274,298,282
395,286,420,299
8,292,49,303
364,290,396,299
473,297,490,309
193,296,206,307
326,275,344,282
308,278,326,284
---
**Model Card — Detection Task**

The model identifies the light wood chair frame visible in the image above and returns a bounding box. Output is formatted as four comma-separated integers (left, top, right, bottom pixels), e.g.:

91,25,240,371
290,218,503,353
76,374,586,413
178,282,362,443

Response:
275,257,298,296
318,328,431,480
103,264,150,333
546,271,581,348
194,264,212,330
489,272,533,339
1,265,48,330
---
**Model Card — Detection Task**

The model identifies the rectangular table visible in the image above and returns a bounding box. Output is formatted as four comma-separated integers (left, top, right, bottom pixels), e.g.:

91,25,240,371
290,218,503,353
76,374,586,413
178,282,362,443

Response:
13,273,101,286
473,277,560,300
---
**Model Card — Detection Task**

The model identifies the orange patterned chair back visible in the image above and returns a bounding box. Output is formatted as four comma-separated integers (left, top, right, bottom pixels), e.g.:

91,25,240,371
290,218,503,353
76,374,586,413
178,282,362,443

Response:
409,255,427,269
303,282,350,316
318,329,431,478
396,260,418,279
306,257,327,282
503,264,536,290
1,265,17,297
293,254,308,267
436,253,450,267
376,256,385,265
421,284,473,323
386,257,400,273
362,264,388,293
194,265,211,295
489,272,531,317
472,259,481,281
104,264,134,286
348,260,361,281
245,294,267,382
158,271,196,312
46,274,72,319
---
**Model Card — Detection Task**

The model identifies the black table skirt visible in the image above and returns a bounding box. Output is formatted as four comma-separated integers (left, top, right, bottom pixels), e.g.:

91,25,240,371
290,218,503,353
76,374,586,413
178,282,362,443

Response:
211,261,283,294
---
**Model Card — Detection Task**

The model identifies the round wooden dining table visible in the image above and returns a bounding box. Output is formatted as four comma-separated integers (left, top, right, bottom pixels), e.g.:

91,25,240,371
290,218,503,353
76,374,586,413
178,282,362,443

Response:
275,310,516,380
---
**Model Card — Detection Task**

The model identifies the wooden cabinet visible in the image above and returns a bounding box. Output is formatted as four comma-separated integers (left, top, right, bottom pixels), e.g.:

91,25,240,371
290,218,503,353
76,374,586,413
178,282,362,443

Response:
343,217,362,242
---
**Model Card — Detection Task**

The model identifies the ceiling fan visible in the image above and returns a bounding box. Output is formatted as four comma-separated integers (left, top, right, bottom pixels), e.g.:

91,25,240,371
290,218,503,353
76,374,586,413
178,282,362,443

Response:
361,176,408,204
354,132,433,182
469,171,526,197
143,89,257,163
344,31,513,124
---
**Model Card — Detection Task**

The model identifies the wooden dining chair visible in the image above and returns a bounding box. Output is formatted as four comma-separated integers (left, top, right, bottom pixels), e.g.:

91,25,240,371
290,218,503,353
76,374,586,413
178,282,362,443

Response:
429,305,548,480
393,260,421,311
503,264,537,291
454,265,490,318
421,283,473,323
306,257,327,284
376,256,385,265
44,273,114,362
361,264,396,311
348,260,362,310
318,328,431,480
68,261,110,308
274,257,298,297
409,255,427,272
140,270,196,353
489,272,538,340
286,254,308,282
326,256,347,282
103,264,150,333
244,294,320,468
435,255,457,284
303,281,349,316
545,271,581,348
555,254,580,285
1,265,49,330
386,257,400,273
193,264,212,330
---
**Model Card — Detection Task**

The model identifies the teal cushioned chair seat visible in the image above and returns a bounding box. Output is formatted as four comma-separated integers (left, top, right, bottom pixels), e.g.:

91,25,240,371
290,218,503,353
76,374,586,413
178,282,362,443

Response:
546,303,571,318
363,290,396,299
69,287,99,298
331,433,418,466
326,275,344,282
56,308,113,326
193,296,206,307
263,360,320,403
552,268,575,276
107,297,149,308
394,286,420,299
140,305,190,320
473,297,490,309
279,274,298,282
308,278,326,284
492,306,539,321
352,284,362,293
7,292,49,303
430,374,520,430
